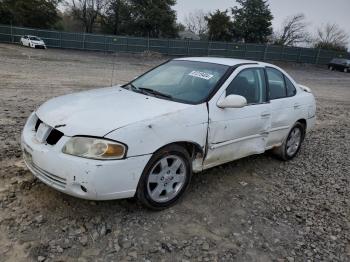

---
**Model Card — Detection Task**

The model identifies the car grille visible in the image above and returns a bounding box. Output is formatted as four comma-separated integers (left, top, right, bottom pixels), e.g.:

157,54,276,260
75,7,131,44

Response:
27,159,67,189
35,118,63,145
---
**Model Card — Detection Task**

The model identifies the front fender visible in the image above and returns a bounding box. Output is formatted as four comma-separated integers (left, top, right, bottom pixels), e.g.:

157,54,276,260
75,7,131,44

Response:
104,104,208,157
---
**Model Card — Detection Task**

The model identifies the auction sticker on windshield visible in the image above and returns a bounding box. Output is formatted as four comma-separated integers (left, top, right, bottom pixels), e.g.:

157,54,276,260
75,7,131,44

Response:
188,71,214,80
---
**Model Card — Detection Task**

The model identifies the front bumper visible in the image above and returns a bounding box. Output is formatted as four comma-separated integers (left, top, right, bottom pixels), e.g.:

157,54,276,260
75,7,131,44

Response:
34,45,46,49
31,43,46,49
21,113,151,200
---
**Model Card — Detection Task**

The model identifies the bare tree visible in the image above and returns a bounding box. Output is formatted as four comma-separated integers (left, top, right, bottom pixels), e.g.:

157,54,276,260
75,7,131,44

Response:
314,23,349,51
273,13,310,46
184,9,208,38
67,0,108,33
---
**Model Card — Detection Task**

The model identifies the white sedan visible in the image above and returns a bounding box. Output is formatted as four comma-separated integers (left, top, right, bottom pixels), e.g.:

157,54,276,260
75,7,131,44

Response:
20,35,46,49
21,57,316,209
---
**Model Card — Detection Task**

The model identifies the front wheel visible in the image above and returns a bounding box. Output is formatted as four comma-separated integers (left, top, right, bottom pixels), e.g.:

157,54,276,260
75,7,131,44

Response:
136,144,192,210
273,122,305,161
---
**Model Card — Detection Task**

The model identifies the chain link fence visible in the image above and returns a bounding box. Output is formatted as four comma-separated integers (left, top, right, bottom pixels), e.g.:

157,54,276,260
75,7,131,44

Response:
1,24,349,64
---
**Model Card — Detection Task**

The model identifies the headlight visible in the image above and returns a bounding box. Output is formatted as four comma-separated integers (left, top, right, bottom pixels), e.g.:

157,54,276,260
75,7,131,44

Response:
62,137,126,160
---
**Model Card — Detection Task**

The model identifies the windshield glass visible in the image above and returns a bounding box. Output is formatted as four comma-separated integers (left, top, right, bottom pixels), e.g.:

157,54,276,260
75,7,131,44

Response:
130,60,229,104
30,37,41,41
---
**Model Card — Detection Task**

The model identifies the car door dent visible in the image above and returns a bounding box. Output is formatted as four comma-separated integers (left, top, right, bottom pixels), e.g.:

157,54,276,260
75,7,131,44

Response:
203,65,271,169
210,133,262,149
203,135,266,169
269,125,290,132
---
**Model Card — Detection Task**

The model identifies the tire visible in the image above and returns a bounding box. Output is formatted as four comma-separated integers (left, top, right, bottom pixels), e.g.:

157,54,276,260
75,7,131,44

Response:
136,144,192,210
273,122,305,161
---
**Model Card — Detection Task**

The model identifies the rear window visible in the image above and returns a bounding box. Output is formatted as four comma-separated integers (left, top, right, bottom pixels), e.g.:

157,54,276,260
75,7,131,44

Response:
266,68,286,100
285,77,296,97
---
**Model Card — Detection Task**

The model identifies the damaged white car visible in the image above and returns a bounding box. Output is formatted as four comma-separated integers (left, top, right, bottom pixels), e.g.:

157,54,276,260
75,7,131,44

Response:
21,57,316,209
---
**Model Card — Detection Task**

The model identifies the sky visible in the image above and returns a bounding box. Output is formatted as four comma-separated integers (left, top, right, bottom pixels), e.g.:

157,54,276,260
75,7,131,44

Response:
174,0,350,48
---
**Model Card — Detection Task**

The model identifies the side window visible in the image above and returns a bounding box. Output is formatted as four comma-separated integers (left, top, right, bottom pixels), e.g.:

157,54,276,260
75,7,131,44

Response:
285,76,296,97
226,68,266,104
266,68,286,100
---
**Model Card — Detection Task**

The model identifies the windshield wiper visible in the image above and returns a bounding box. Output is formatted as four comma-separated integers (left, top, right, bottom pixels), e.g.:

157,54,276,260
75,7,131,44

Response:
138,87,173,99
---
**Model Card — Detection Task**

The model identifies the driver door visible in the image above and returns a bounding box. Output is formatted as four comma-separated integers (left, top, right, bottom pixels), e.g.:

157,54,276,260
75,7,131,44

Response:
203,66,271,169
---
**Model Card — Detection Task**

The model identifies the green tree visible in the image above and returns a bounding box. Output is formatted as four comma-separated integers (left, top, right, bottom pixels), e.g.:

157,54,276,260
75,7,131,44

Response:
102,0,131,35
205,10,233,41
0,0,61,29
232,0,273,43
128,0,178,38
176,22,186,32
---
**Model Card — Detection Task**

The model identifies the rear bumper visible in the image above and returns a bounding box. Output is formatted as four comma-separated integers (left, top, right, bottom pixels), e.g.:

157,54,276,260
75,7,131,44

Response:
21,113,151,200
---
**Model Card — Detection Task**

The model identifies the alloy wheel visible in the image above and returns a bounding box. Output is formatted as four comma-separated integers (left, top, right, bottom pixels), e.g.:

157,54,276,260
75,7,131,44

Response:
147,155,187,203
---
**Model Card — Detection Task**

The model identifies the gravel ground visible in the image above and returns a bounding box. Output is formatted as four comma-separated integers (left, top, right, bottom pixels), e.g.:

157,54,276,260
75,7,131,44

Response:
0,43,349,262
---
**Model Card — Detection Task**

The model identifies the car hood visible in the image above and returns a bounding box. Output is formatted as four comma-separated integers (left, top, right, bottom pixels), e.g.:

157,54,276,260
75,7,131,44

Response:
36,86,192,137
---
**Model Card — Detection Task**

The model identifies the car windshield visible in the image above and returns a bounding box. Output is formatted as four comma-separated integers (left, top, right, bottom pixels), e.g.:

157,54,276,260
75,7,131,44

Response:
29,37,41,41
129,60,229,104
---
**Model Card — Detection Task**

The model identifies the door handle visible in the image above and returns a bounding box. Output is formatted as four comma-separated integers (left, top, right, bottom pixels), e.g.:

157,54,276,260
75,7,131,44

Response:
294,103,301,109
261,112,271,118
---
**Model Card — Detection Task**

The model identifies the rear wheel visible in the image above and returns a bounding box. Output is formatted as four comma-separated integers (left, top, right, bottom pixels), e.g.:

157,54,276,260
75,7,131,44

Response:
137,144,192,210
273,122,305,161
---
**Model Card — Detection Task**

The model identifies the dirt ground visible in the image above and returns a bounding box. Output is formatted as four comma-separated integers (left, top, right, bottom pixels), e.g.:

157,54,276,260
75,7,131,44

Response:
0,43,349,262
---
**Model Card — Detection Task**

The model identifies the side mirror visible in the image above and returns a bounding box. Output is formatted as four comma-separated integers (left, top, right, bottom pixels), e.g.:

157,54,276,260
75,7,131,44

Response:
217,95,247,109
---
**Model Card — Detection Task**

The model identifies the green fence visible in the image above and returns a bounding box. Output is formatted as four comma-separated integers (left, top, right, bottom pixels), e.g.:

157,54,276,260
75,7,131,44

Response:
0,24,349,64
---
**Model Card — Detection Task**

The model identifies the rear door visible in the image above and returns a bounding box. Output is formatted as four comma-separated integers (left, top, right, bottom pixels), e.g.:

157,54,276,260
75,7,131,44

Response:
204,66,271,169
265,67,299,148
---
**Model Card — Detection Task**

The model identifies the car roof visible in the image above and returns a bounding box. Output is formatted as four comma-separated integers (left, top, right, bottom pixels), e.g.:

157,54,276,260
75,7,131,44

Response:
174,57,263,67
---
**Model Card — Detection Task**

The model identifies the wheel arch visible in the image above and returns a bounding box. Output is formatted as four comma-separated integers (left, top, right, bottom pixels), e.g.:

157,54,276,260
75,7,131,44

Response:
153,141,204,159
296,119,307,140
297,118,307,130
